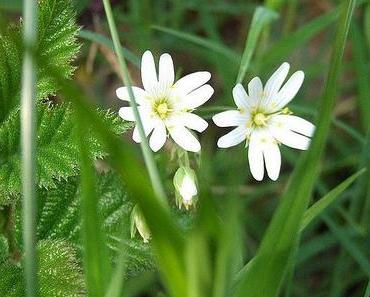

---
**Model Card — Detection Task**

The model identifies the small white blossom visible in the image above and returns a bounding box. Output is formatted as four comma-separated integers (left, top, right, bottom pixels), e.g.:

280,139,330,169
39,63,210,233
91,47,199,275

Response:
213,62,315,181
117,50,213,152
173,167,197,210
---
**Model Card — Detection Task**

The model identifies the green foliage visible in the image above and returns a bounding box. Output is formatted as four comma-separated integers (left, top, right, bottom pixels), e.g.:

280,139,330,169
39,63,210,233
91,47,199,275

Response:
0,103,129,203
0,240,85,297
15,171,154,277
0,0,80,123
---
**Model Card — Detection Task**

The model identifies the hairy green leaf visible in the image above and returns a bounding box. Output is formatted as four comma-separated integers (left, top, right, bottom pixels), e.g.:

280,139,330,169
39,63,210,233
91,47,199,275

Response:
0,240,85,297
0,0,80,123
0,103,129,203
15,171,154,277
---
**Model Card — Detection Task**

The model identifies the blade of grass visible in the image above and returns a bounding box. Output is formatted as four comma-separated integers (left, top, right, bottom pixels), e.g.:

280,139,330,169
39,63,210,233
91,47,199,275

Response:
323,214,370,277
151,25,239,63
234,1,357,296
300,168,366,231
351,21,370,132
102,0,167,206
260,7,339,70
365,281,370,297
78,29,140,67
236,6,278,83
20,0,39,296
76,113,111,297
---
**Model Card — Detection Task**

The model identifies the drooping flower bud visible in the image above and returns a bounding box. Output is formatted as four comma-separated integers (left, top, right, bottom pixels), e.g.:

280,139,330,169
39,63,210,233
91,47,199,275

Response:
130,205,151,243
173,167,197,210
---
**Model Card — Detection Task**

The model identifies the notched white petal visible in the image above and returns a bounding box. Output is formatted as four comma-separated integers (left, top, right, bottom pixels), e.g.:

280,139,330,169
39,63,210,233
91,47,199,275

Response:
263,142,281,181
217,126,246,148
141,50,158,91
149,123,167,152
159,53,175,87
181,112,208,132
169,126,201,152
182,84,214,109
248,132,264,181
212,110,247,127
274,71,304,110
232,84,250,110
116,87,146,104
174,71,211,95
264,62,290,99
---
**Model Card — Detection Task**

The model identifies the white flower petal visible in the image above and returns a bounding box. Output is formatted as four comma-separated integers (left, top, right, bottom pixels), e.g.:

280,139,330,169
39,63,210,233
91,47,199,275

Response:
212,110,248,127
273,71,305,110
158,53,174,88
132,118,155,143
233,84,251,110
248,131,264,181
149,122,167,152
263,142,281,181
271,114,315,137
174,71,211,95
180,112,208,132
116,87,147,105
169,126,201,152
248,77,263,104
270,127,311,150
262,62,290,110
118,107,136,121
181,84,214,109
141,51,158,91
217,126,246,148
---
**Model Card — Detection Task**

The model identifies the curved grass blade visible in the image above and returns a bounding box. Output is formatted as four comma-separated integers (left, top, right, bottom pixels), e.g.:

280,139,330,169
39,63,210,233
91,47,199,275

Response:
234,1,357,296
260,7,339,70
151,25,239,63
76,112,111,297
236,6,278,83
79,29,140,67
102,0,167,206
300,168,366,231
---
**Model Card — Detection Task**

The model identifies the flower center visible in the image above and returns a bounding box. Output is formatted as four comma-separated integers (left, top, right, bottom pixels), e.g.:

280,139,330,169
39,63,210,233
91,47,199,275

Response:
153,98,172,119
252,112,268,127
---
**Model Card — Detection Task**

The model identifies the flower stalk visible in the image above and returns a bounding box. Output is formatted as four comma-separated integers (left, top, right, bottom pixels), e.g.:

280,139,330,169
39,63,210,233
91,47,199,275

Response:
21,0,39,295
102,0,168,207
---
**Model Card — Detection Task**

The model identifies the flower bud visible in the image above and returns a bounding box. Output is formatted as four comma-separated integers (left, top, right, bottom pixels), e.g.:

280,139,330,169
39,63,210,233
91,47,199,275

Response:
173,167,197,210
130,205,151,243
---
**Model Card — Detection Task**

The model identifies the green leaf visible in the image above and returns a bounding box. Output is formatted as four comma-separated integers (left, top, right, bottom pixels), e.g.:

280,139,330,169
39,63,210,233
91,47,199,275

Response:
15,172,154,277
234,1,357,297
236,6,278,83
300,168,366,231
0,0,80,123
0,240,85,297
0,103,129,203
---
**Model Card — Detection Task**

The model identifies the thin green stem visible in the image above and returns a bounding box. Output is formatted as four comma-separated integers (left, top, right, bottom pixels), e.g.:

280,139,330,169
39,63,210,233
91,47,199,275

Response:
102,0,167,207
21,0,39,296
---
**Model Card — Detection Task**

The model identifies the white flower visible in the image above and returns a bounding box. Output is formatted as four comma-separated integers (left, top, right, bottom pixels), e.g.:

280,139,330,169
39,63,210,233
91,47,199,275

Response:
117,50,213,152
173,167,197,210
212,62,315,181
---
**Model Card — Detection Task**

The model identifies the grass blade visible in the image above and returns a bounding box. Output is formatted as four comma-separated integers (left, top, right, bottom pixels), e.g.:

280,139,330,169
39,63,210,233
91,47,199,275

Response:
300,168,366,231
151,25,239,63
236,6,278,83
234,1,357,296
260,7,339,70
20,0,39,296
76,113,111,297
102,0,167,206
78,29,140,67
323,214,370,277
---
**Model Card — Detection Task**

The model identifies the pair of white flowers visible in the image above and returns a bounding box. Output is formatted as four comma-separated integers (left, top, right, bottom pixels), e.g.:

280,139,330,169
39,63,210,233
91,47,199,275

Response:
117,51,315,181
